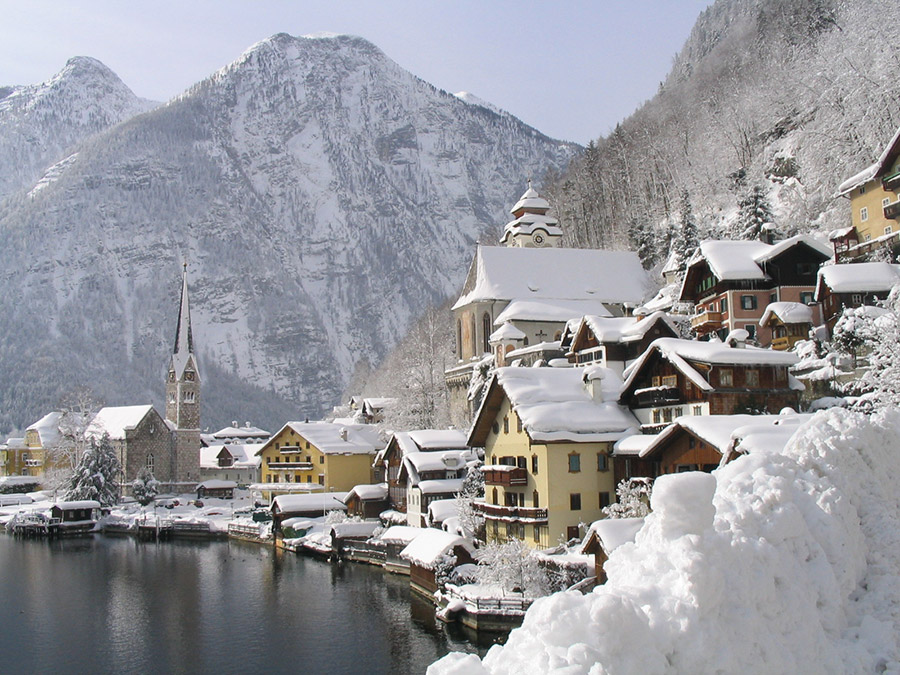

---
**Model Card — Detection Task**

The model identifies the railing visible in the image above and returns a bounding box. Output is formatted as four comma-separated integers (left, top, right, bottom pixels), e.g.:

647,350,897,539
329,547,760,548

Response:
267,461,314,471
633,386,682,408
483,467,528,486
690,310,723,330
883,172,900,191
476,502,548,522
770,336,792,351
884,201,900,220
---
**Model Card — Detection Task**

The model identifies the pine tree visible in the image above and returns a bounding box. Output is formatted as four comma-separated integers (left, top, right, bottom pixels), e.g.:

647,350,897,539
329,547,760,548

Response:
735,185,776,241
131,466,160,506
65,433,121,506
673,190,699,271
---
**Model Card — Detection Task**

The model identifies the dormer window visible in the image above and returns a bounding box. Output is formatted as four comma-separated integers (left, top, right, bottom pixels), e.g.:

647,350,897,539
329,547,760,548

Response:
185,371,195,381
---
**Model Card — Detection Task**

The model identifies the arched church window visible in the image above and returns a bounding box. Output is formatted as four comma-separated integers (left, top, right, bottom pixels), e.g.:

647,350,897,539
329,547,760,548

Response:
469,315,477,356
456,319,462,356
482,313,491,353
146,453,154,473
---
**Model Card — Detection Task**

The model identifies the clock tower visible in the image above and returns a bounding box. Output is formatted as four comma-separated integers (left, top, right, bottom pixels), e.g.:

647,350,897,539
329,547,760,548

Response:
499,181,563,248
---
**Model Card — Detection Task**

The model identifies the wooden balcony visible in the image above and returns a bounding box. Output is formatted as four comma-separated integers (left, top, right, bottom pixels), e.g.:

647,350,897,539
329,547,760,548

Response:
770,335,792,351
267,461,314,471
883,172,900,192
884,201,900,220
483,466,528,486
633,386,682,408
476,502,548,522
690,310,723,331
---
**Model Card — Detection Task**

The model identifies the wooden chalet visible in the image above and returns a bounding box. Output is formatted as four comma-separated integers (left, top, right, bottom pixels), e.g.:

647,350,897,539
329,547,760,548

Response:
581,517,644,584
400,529,475,598
758,302,815,350
815,262,900,332
196,479,236,500
343,483,390,519
49,500,101,535
681,236,830,343
563,311,678,374
619,336,802,433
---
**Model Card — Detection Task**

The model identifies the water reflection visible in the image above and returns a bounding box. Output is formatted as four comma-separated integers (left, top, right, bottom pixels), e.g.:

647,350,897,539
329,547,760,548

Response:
0,536,490,674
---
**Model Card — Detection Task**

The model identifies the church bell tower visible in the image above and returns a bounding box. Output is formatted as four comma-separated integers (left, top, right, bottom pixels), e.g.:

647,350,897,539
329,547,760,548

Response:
166,263,201,430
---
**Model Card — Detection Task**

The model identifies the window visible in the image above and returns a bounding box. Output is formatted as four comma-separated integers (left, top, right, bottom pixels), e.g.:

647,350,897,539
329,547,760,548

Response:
674,407,684,417
865,233,872,242
886,226,894,236
516,456,527,470
503,416,509,434
516,415,523,433
492,488,498,504
568,453,581,473
663,408,673,423
599,492,611,508
721,297,728,313
652,409,662,424
531,455,538,474
745,324,757,339
146,454,154,473
505,492,519,507
318,475,324,486
456,319,462,356
860,206,869,222
597,453,608,472
183,390,195,402
740,295,757,310
569,493,581,510
851,293,863,305
745,369,759,386
693,405,702,415
662,374,677,387
720,369,733,386
319,456,324,464
482,313,491,353
491,422,500,435
689,436,695,449
306,455,311,463
533,490,540,508
800,292,814,305
883,197,892,207
533,525,542,543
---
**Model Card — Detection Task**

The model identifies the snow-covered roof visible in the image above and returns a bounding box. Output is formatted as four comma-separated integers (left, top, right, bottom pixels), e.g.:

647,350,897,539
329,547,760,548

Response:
418,478,465,495
272,493,349,514
759,302,814,327
816,262,900,295
197,479,237,490
200,443,263,469
269,422,381,455
406,429,469,451
685,236,830,286
212,424,270,440
86,405,156,441
400,528,474,569
427,499,459,524
577,311,677,346
26,411,64,447
473,366,639,444
170,267,198,380
612,433,657,457
453,246,648,310
375,525,425,545
344,483,388,502
489,322,527,342
510,186,550,214
405,450,474,474
53,500,101,510
495,299,614,324
836,125,900,196
582,517,645,556
622,338,799,395
639,412,813,459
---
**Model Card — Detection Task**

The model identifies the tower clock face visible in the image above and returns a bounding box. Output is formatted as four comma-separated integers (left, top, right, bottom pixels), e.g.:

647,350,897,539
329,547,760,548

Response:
533,232,545,245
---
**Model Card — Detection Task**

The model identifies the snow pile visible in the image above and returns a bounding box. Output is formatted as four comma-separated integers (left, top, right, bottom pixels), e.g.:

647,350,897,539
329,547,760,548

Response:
430,408,900,674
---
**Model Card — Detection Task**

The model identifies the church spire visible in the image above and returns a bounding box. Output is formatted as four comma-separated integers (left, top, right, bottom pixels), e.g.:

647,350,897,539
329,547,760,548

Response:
173,262,194,359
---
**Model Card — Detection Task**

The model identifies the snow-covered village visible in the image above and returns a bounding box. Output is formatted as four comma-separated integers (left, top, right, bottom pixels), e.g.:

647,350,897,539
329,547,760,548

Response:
2,1,900,673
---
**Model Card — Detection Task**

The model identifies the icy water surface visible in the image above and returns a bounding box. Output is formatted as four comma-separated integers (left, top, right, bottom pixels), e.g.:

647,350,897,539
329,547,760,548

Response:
0,535,496,674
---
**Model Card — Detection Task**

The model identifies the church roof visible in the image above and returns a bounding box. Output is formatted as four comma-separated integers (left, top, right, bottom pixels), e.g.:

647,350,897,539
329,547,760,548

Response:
452,246,648,310
86,405,157,441
171,265,197,380
510,186,550,214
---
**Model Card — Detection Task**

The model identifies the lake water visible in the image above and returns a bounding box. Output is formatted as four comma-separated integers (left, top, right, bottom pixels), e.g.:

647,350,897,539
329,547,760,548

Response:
0,535,499,674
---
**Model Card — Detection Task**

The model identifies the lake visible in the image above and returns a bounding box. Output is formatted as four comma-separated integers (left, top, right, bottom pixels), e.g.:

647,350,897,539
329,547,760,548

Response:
0,534,499,674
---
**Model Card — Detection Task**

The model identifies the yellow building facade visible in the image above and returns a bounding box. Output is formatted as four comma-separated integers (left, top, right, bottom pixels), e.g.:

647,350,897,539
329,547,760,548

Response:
256,422,379,500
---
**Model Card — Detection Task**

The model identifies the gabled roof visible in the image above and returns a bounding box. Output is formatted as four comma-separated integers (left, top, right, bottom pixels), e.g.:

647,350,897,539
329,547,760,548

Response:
400,449,476,486
170,266,198,380
453,246,648,310
621,338,799,396
680,236,831,299
495,298,613,324
344,483,389,503
469,366,639,446
212,424,270,440
570,311,678,353
759,302,814,327
582,517,644,556
399,528,474,569
200,443,263,469
836,125,900,196
815,262,900,299
86,405,158,441
257,422,381,456
26,411,64,447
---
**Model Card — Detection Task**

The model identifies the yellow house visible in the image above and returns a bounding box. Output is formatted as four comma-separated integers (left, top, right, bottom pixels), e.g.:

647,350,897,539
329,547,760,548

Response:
468,366,639,549
256,422,381,501
835,126,900,260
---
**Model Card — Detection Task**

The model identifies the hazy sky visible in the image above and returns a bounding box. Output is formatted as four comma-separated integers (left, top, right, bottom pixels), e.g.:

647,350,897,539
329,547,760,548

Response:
0,1,712,145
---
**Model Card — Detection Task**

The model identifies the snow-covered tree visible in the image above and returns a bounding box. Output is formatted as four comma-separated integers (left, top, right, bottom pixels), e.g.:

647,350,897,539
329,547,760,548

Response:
854,286,900,407
455,461,485,540
131,466,160,506
603,478,653,519
474,538,550,596
42,387,102,494
65,433,121,506
672,190,699,272
734,184,776,241
831,304,886,372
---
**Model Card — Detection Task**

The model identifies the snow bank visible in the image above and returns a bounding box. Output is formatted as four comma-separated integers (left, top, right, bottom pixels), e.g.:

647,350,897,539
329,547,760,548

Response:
429,408,900,674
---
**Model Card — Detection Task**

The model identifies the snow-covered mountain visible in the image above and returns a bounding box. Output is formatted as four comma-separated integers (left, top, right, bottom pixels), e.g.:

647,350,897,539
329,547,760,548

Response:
0,33,577,434
0,56,157,199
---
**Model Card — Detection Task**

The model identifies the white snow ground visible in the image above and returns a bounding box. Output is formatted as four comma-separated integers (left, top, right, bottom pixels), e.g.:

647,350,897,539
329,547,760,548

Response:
430,407,900,674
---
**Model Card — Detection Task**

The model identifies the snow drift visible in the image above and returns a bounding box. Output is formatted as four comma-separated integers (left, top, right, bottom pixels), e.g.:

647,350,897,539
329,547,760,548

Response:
430,407,900,673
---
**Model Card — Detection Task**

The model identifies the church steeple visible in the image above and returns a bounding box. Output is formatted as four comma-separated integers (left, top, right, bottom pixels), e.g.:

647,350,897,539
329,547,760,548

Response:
499,180,563,248
166,263,200,430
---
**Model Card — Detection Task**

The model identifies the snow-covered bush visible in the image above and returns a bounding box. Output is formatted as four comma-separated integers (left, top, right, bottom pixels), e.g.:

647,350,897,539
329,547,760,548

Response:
131,467,160,506
324,510,361,526
602,478,652,519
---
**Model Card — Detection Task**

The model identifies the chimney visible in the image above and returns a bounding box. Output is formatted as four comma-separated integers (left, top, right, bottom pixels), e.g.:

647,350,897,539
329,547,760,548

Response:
582,366,605,402
725,328,749,349
340,427,348,441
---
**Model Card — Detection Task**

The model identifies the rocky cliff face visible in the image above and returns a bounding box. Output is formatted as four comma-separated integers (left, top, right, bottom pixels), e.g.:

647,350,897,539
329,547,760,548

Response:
0,34,577,434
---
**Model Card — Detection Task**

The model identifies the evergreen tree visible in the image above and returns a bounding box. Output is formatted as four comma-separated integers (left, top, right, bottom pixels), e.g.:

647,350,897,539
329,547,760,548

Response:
735,185,776,241
65,433,121,506
131,466,160,506
672,190,699,272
